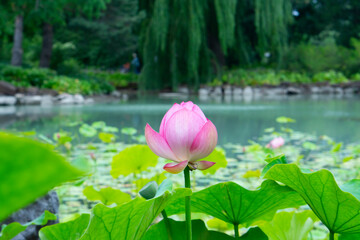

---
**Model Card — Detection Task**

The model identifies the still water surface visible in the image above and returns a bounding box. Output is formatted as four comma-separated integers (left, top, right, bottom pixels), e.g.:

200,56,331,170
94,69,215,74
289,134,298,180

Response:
1,95,360,145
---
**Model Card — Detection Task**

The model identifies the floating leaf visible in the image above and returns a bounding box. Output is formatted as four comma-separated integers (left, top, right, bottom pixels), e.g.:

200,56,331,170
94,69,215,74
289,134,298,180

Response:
165,180,304,227
143,219,235,240
53,132,72,144
276,116,295,123
98,132,115,143
92,121,106,129
259,210,317,240
79,124,97,137
264,127,274,133
243,169,261,178
265,164,360,235
0,133,82,221
302,142,318,151
342,155,353,163
0,211,56,240
111,145,158,177
199,147,227,175
40,214,90,240
83,186,131,205
102,126,119,133
121,127,137,135
331,142,343,153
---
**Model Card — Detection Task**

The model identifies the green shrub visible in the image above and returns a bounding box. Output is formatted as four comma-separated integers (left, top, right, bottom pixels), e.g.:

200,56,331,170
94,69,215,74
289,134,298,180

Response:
213,69,312,87
43,76,93,95
84,70,138,88
312,71,348,84
1,66,56,87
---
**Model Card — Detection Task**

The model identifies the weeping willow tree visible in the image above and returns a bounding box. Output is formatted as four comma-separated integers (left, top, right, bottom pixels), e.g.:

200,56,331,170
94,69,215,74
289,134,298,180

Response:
255,0,293,67
139,0,293,90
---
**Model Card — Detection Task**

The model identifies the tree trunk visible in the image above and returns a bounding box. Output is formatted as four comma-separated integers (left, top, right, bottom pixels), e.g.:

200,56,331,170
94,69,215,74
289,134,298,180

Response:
39,23,53,68
11,15,23,66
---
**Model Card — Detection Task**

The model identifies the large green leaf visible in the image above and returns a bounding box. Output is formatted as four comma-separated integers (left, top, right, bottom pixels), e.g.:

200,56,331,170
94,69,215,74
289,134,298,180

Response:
142,219,235,240
258,210,317,240
0,132,82,221
265,164,360,234
41,188,190,240
40,214,90,240
83,186,131,205
199,147,227,175
165,180,304,227
0,211,56,240
79,124,97,137
78,188,191,240
110,145,158,177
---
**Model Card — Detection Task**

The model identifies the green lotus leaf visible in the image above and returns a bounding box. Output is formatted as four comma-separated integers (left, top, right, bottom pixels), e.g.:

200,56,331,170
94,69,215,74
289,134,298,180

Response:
83,186,131,205
39,214,90,240
0,211,56,240
265,164,360,235
111,145,158,177
258,210,317,240
0,132,82,221
79,188,191,240
165,180,305,227
142,218,236,240
79,124,97,137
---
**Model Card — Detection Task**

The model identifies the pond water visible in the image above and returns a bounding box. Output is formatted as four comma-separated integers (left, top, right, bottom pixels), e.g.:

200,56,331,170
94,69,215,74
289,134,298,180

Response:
1,94,360,145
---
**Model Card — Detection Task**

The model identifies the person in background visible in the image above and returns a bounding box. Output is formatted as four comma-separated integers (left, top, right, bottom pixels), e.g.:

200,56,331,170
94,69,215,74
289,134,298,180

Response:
131,53,141,74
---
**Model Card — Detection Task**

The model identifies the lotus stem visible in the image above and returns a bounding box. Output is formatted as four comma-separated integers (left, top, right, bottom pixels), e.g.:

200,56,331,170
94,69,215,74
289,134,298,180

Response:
329,231,335,240
184,166,192,240
234,223,239,239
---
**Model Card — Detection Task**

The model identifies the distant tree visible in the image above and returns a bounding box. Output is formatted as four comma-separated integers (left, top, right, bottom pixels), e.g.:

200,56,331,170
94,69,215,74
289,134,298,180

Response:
60,0,143,68
138,0,293,90
36,0,111,68
6,0,33,66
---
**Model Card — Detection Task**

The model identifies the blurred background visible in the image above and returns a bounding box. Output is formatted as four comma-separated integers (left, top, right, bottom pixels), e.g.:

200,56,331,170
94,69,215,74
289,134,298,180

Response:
1,0,360,145
1,0,360,90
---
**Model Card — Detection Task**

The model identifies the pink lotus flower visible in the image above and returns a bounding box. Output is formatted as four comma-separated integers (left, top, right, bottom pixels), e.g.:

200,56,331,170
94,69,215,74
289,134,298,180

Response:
145,101,218,174
266,137,285,149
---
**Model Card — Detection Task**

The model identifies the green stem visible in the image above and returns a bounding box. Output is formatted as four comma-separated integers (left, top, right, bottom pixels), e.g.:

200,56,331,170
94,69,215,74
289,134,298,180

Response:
162,210,172,240
184,166,192,240
329,231,335,240
234,223,239,239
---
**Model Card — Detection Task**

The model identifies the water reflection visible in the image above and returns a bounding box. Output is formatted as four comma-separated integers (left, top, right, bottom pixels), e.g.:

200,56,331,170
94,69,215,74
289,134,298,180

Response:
1,94,360,144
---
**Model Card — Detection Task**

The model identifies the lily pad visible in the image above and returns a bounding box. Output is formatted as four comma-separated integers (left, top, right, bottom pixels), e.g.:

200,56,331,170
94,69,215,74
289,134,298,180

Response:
98,132,115,143
79,124,97,138
0,133,82,221
165,180,304,227
265,164,360,234
83,186,131,205
111,145,158,177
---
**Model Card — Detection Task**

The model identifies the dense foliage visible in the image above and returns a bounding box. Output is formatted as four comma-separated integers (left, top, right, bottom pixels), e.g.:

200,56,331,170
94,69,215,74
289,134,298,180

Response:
1,0,360,91
2,116,360,239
